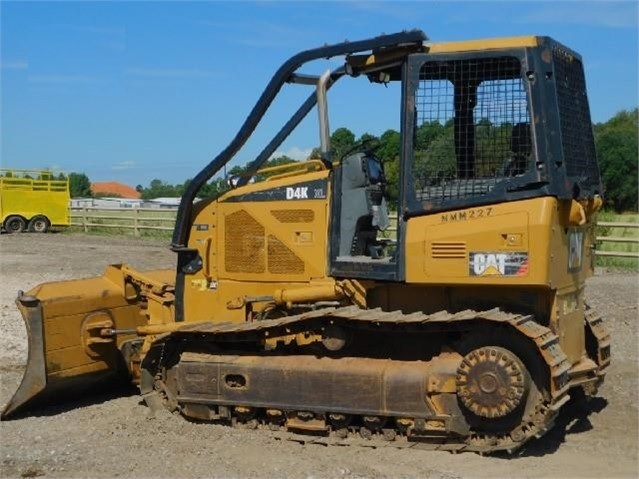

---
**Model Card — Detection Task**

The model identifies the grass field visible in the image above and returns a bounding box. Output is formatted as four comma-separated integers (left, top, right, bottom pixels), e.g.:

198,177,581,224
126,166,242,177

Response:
595,211,639,270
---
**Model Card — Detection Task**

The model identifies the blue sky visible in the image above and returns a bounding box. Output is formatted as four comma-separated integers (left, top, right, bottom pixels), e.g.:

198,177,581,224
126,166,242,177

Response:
2,1,637,187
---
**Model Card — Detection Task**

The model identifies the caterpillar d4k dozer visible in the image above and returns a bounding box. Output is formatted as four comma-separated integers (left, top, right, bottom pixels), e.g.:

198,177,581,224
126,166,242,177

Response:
2,30,610,454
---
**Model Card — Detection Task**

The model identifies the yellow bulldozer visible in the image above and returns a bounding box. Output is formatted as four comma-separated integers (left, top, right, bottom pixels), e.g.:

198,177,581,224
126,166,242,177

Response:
2,30,610,454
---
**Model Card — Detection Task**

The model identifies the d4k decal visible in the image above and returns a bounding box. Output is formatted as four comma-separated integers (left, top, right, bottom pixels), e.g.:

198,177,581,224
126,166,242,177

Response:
286,186,309,200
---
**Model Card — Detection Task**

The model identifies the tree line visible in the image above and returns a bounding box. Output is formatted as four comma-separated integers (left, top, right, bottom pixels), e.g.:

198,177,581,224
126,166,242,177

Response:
593,109,638,212
58,108,637,212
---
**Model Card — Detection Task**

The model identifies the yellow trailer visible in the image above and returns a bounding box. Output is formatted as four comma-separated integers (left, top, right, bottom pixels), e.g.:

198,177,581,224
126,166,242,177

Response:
0,169,70,233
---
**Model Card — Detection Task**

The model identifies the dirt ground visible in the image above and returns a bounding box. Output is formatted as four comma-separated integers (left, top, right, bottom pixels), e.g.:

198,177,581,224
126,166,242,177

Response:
0,233,637,479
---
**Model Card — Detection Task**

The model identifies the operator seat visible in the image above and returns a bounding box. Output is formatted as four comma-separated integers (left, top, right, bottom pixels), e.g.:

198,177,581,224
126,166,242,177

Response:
504,122,532,176
338,152,390,259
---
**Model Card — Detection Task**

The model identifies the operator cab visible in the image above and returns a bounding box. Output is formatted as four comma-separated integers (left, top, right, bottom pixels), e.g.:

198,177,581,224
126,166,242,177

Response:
330,147,397,280
336,151,391,261
329,36,600,282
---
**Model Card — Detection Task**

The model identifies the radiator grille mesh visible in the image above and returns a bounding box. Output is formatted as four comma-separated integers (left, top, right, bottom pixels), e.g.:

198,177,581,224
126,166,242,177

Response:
268,235,305,274
224,210,265,273
271,209,315,223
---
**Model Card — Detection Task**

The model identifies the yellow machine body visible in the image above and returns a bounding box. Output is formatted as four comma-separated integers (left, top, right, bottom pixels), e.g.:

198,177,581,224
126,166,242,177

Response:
2,31,610,454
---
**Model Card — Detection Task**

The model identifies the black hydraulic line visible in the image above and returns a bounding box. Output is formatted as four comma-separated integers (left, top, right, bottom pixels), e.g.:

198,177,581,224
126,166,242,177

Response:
171,29,427,248
236,69,345,188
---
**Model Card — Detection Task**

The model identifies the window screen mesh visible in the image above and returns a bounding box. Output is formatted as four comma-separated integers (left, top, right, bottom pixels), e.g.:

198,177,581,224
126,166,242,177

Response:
414,57,531,203
553,48,600,192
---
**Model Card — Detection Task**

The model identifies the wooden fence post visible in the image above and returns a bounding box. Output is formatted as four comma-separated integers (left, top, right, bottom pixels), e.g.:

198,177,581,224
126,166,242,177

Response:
83,207,88,233
134,208,140,237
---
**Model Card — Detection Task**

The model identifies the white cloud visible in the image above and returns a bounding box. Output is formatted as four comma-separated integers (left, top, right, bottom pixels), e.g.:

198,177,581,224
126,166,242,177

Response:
112,161,136,171
69,24,125,51
2,60,28,70
518,3,637,28
126,67,217,79
270,146,314,161
28,74,109,85
345,1,423,21
73,25,124,36
199,19,315,48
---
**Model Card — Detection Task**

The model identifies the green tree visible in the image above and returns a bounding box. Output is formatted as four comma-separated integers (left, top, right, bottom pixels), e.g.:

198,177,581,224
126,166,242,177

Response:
357,132,378,146
308,147,322,160
383,157,400,208
253,155,299,181
198,177,230,198
417,125,456,185
474,120,512,177
265,155,297,168
140,179,180,200
330,127,356,160
68,172,92,198
373,129,401,205
594,109,638,212
415,121,445,151
376,129,400,163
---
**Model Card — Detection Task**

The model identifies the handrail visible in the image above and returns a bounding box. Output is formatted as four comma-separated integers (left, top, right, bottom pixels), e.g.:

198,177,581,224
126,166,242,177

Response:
262,160,326,182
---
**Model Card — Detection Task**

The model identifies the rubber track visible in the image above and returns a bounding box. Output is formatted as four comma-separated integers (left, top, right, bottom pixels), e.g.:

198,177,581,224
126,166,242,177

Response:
169,306,572,454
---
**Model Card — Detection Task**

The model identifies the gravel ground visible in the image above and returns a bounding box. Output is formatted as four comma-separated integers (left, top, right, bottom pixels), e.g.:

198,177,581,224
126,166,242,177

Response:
1,233,637,479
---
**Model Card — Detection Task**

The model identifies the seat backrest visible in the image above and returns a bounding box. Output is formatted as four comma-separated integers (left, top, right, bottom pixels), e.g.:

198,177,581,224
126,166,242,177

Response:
338,153,390,257
504,122,532,176
339,153,371,256
511,122,532,156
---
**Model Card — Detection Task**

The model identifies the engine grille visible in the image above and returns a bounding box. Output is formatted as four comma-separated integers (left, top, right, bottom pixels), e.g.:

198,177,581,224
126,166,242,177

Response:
224,209,305,275
430,241,467,259
267,235,305,274
225,210,265,273
271,209,315,223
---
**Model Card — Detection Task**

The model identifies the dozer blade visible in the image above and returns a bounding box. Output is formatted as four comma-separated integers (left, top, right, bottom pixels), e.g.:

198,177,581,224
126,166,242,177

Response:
1,265,167,419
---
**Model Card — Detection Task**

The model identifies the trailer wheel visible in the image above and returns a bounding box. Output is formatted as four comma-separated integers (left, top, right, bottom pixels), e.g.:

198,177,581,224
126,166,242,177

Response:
4,215,26,234
28,215,50,233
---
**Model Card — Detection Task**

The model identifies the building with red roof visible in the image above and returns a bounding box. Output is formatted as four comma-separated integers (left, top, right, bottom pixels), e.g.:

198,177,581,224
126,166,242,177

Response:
91,182,141,199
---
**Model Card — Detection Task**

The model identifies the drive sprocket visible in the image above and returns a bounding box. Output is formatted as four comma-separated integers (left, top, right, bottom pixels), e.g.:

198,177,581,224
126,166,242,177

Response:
456,346,529,419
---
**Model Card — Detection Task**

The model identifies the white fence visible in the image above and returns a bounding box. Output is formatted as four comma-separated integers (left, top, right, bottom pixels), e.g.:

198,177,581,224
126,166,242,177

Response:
69,207,638,259
594,221,639,258
70,207,176,237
